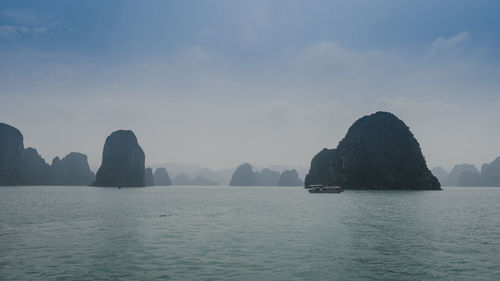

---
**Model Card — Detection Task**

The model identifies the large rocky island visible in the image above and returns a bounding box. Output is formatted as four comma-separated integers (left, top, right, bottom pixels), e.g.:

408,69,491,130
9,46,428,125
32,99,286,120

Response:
91,130,146,187
1,122,95,186
305,112,440,190
0,123,24,185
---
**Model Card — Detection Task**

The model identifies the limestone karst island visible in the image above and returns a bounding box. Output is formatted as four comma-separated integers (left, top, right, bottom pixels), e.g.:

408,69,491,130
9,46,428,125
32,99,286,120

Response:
1,111,448,189
305,112,441,190
3,110,500,190
91,130,146,187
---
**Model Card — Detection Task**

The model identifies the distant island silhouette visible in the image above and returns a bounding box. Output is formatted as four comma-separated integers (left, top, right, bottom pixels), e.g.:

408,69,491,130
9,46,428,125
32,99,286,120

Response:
277,169,303,186
153,167,172,186
172,173,218,186
432,157,500,187
229,163,303,186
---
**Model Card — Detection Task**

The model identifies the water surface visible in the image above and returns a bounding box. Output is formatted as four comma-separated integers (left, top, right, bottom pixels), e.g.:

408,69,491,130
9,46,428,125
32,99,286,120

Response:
0,186,499,280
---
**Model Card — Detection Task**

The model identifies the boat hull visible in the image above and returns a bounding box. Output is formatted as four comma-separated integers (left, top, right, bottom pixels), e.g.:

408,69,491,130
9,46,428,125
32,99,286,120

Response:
308,187,343,193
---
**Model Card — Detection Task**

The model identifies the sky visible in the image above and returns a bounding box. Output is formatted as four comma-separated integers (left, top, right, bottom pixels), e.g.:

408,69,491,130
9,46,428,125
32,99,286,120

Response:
1,0,499,172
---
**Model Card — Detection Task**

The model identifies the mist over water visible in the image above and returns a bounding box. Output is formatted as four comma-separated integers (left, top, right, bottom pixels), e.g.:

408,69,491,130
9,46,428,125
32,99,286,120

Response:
1,186,498,280
1,1,500,280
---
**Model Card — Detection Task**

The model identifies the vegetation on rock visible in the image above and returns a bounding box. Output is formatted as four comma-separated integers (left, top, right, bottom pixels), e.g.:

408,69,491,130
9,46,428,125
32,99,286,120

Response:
305,112,440,190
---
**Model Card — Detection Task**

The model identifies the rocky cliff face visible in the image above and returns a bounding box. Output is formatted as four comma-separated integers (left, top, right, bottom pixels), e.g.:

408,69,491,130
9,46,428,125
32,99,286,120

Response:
256,168,280,186
21,147,53,185
153,167,171,186
305,112,440,190
456,157,500,187
0,123,24,185
304,148,337,187
92,130,145,187
480,157,500,187
443,164,479,186
52,152,95,185
229,164,283,186
145,167,154,186
229,163,258,186
458,171,482,187
431,166,448,185
277,169,303,186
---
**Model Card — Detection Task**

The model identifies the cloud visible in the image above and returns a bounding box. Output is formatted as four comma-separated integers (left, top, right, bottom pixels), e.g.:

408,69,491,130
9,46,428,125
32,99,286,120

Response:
1,27,499,171
287,31,500,100
0,10,45,25
0,25,30,37
429,31,470,56
33,26,47,34
0,10,55,39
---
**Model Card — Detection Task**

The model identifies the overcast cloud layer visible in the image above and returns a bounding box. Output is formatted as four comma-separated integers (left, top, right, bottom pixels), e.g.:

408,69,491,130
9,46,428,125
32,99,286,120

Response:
1,0,499,171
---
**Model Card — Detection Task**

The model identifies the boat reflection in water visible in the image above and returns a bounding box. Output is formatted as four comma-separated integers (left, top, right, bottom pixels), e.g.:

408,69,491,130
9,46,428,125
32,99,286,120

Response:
307,184,343,193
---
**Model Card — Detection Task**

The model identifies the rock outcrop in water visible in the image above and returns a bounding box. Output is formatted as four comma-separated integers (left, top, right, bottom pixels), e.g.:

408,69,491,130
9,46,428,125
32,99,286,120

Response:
452,157,500,187
21,147,53,185
229,163,285,186
91,130,145,187
52,152,95,185
304,148,337,187
229,163,258,186
479,157,500,186
442,164,479,186
431,166,448,185
153,167,172,186
305,112,440,190
257,168,280,186
458,171,482,187
0,123,24,185
277,169,303,186
145,167,154,186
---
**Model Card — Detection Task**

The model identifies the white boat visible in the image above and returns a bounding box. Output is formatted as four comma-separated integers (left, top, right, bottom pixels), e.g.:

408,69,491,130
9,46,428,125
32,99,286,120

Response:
307,184,343,193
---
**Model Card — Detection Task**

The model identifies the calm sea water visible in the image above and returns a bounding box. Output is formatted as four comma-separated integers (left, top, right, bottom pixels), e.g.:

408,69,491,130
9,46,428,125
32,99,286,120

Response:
0,186,499,281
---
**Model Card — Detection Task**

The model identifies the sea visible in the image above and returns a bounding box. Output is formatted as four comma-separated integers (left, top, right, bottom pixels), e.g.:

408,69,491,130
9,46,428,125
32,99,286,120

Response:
0,186,499,281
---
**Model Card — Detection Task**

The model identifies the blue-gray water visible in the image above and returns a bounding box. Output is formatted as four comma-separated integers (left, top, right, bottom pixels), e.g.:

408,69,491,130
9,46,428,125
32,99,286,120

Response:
0,186,499,280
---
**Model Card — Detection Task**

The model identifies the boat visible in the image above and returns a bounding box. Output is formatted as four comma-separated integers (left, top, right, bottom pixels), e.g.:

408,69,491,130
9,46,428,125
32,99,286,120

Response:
307,184,343,193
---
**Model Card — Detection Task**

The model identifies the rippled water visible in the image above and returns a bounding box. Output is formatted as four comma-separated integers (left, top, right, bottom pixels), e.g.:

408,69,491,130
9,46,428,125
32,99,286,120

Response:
0,186,499,280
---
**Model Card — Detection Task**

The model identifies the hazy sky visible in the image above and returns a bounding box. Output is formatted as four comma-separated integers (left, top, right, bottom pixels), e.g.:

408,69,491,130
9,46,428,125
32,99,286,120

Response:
1,0,499,172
